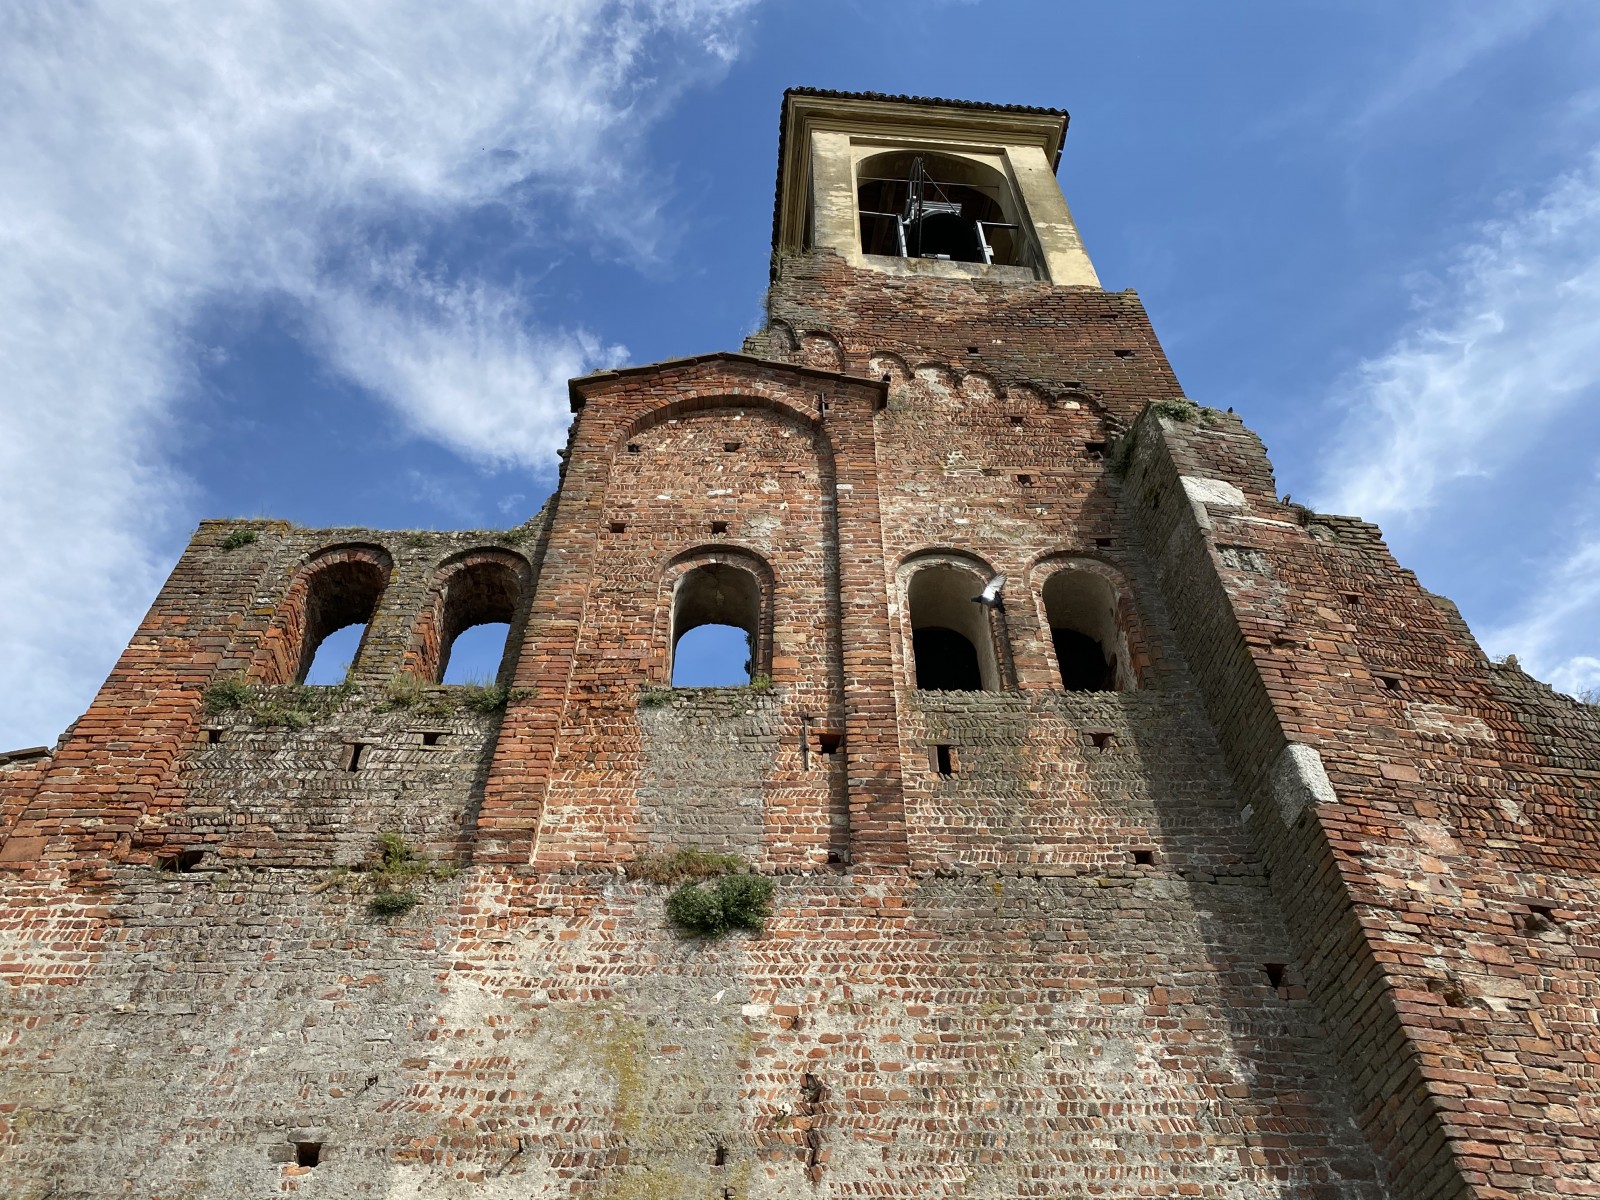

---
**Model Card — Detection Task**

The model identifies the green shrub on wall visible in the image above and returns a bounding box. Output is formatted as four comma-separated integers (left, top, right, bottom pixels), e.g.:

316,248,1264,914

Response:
665,871,774,938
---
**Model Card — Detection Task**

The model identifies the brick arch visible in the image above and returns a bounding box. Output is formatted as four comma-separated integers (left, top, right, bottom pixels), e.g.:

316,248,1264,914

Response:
798,330,845,373
656,545,777,685
898,546,1000,577
903,362,969,412
868,350,910,385
620,391,826,452
1048,385,1111,421
895,548,1013,691
405,547,534,684
767,318,800,353
251,543,393,685
1025,553,1153,690
959,370,999,403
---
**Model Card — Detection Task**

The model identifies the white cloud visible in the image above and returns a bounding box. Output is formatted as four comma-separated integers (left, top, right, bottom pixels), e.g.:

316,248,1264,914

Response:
0,0,757,748
1312,145,1600,698
1314,150,1600,521
1482,518,1600,698
309,253,627,468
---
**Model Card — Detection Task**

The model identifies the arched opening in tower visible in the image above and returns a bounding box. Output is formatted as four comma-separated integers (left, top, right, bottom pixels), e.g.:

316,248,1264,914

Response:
1042,570,1125,692
671,563,762,687
436,560,522,685
297,559,387,685
907,564,1000,691
857,151,1020,266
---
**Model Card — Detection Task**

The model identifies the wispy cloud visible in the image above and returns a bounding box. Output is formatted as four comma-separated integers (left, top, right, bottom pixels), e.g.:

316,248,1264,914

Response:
1482,492,1600,697
1314,150,1600,521
0,1,757,747
309,254,627,469
1345,5,1559,129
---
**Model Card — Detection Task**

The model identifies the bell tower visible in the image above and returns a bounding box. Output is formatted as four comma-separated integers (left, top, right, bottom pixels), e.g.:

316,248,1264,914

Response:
7,84,1595,1200
774,88,1100,285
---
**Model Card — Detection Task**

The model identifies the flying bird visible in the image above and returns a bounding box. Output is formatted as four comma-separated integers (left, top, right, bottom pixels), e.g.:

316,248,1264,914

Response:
972,575,1007,608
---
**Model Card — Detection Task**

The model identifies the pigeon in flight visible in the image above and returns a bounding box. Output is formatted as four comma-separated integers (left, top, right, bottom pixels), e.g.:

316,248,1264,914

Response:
972,575,1007,608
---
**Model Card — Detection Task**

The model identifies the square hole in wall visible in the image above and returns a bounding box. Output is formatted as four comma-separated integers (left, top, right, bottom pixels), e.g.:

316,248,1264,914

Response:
724,441,742,453
1085,441,1107,458
295,1142,322,1168
157,849,206,873
203,727,224,745
419,731,445,748
342,743,368,772
1009,414,1024,426
933,744,956,777
967,346,980,355
1094,537,1114,550
1376,673,1403,692
1524,904,1560,934
1016,473,1032,486
1343,592,1362,606
608,521,626,535
627,443,640,454
1264,963,1287,989
1114,348,1134,358
814,731,842,756
1087,730,1117,751
1132,848,1155,866
710,520,729,535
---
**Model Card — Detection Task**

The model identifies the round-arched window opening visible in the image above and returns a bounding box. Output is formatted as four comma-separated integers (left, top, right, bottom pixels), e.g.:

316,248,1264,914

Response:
857,151,1020,266
434,559,523,685
906,563,1001,691
303,622,365,685
671,563,763,688
1042,569,1128,692
295,558,388,685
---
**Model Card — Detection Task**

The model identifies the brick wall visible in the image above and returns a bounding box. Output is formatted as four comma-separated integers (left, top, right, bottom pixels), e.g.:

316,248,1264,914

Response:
1123,401,1600,1199
1,244,1593,1198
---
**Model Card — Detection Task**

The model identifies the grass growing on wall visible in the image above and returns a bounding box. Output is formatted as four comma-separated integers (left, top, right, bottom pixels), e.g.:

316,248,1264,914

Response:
364,831,455,919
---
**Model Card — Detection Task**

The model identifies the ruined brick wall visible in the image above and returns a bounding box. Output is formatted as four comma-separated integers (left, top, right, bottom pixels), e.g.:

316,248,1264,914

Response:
1122,403,1600,1200
0,240,1592,1200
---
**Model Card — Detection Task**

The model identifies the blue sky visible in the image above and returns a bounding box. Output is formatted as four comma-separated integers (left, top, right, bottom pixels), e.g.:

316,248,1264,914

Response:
4,1,1600,747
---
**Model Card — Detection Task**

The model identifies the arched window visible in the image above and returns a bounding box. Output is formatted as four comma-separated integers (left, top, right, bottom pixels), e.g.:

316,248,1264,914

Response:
671,562,764,688
400,551,529,686
284,553,390,685
907,563,1001,691
1042,569,1127,692
435,559,522,684
857,151,1022,266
